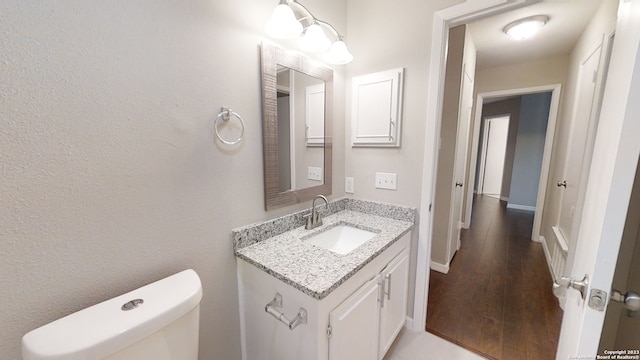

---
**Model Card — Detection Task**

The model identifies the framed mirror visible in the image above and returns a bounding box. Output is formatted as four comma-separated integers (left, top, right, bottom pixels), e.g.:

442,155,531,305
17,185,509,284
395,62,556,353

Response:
261,43,333,210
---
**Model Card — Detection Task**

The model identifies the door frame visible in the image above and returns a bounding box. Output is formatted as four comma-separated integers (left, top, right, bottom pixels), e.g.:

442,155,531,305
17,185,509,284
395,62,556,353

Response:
476,114,510,198
463,85,561,240
412,0,544,331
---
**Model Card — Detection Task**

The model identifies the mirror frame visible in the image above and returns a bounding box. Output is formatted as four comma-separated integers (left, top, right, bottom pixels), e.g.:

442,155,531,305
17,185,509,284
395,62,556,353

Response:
261,43,333,210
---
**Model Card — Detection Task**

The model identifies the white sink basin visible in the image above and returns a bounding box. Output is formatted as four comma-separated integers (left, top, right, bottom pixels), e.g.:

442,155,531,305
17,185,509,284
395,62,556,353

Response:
304,224,378,255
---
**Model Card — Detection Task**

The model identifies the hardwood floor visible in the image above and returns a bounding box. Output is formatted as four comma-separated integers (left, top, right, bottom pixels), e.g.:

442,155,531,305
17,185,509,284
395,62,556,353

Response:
426,195,563,360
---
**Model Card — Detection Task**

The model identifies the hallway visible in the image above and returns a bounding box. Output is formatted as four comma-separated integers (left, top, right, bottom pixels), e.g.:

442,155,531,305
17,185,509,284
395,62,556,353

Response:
426,195,563,359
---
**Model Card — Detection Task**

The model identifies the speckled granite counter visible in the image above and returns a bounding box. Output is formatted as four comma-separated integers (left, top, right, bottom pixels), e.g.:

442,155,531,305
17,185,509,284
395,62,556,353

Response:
232,199,415,300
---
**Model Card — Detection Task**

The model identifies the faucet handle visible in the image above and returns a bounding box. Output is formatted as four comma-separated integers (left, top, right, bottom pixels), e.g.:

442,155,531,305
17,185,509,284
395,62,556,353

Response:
303,212,313,229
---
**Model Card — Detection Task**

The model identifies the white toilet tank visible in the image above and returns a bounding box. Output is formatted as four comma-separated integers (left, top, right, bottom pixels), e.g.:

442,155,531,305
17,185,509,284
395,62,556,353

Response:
22,269,203,360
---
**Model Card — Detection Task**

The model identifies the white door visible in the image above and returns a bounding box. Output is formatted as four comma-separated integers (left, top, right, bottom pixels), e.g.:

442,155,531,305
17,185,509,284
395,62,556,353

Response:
479,115,509,198
329,276,380,360
378,249,410,359
448,67,474,257
598,160,640,353
556,1,640,358
557,44,603,249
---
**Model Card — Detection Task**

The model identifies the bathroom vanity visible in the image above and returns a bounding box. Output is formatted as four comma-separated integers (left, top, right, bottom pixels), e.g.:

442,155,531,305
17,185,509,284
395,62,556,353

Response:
233,198,414,360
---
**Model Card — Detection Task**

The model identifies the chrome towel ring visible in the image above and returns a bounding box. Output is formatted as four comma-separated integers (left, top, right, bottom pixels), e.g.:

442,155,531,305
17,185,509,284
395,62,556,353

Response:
215,107,245,145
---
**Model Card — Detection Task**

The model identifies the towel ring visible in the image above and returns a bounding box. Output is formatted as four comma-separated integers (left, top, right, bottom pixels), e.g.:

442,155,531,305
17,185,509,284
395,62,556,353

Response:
215,107,245,145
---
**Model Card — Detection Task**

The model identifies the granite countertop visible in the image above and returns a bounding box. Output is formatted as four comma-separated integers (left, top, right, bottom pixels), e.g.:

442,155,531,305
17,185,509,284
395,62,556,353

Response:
234,208,414,300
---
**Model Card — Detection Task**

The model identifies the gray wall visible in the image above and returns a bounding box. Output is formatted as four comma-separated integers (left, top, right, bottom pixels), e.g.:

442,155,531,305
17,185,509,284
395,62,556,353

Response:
508,92,552,209
0,1,346,359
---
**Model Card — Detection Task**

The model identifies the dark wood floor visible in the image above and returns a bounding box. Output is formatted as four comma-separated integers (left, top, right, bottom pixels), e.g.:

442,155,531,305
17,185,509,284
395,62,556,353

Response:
426,195,563,360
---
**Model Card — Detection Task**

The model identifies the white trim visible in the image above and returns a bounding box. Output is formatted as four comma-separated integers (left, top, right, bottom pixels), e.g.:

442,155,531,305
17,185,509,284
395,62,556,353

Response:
475,115,490,196
413,0,541,333
500,196,509,201
506,203,536,212
404,317,414,331
430,261,450,274
540,236,556,278
551,226,570,253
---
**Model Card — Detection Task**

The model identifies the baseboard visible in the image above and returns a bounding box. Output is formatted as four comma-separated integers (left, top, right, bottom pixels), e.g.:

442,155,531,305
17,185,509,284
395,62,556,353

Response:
500,196,509,201
430,261,450,274
540,235,556,280
506,203,536,212
404,316,415,331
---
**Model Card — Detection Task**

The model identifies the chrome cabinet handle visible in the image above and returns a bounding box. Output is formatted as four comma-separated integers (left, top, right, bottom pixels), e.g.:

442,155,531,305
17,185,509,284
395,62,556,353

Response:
557,180,567,188
265,293,307,330
378,279,386,308
385,274,392,300
455,182,463,187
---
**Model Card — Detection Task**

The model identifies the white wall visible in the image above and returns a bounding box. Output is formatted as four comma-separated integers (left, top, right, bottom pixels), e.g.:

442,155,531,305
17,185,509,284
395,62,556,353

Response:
474,55,570,94
508,92,552,209
344,0,464,316
345,0,464,207
0,1,346,359
540,0,618,252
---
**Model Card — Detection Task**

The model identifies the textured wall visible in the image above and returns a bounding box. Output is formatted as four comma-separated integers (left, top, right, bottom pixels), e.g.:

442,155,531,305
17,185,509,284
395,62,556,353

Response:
0,1,345,359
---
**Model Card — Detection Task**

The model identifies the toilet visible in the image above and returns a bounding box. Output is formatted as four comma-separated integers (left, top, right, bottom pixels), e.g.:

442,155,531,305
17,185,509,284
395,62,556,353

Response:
22,269,202,360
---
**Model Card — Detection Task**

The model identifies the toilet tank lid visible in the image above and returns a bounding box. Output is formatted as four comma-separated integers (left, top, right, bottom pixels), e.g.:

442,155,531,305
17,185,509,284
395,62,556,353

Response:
22,269,203,360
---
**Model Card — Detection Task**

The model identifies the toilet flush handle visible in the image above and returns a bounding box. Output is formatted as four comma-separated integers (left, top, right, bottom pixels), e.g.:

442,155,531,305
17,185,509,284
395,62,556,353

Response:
121,299,144,311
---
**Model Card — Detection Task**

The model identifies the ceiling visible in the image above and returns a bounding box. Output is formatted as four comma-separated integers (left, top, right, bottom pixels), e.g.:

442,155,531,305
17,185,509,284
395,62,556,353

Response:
468,0,603,69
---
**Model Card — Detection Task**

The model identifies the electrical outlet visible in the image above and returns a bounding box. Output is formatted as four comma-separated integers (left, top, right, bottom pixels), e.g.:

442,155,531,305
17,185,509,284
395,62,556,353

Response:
345,177,354,194
308,166,322,181
375,172,397,190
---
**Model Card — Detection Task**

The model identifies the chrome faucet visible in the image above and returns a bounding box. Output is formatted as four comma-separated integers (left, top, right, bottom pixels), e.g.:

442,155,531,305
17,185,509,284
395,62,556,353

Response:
305,195,328,230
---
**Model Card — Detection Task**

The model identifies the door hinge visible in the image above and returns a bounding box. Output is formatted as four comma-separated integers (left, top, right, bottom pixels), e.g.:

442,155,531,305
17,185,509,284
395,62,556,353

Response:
326,324,332,338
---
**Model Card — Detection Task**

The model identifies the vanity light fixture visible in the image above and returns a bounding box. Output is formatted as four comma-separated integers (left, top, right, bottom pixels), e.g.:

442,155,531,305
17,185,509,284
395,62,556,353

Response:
265,0,353,65
503,15,549,41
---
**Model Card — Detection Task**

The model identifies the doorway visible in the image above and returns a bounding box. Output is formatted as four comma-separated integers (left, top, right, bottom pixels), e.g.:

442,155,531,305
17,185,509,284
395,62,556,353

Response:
477,115,510,199
412,0,640,358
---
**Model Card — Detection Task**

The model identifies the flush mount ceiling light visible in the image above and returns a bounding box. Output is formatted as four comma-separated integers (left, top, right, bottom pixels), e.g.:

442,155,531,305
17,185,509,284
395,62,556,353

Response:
265,0,353,65
503,15,549,41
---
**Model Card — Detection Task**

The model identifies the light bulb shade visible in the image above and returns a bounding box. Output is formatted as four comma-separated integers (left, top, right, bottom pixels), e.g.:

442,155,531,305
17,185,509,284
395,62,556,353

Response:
504,15,549,41
326,40,353,65
300,24,331,52
265,4,303,39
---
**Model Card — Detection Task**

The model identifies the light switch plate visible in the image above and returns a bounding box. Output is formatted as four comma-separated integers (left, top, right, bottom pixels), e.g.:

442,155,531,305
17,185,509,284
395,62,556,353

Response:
375,172,397,190
345,177,354,194
308,167,322,181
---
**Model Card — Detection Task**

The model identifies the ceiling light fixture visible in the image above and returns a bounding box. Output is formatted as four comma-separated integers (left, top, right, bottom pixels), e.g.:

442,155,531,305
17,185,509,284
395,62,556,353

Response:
503,15,549,41
265,0,353,65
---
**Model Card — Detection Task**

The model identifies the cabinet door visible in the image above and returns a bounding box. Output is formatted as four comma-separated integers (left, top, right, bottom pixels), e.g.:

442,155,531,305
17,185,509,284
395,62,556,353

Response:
328,276,380,360
378,249,410,359
351,68,404,147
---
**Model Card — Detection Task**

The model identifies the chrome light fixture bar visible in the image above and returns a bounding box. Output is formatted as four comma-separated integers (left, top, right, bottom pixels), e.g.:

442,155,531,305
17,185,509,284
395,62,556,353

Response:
265,0,353,65
503,15,549,41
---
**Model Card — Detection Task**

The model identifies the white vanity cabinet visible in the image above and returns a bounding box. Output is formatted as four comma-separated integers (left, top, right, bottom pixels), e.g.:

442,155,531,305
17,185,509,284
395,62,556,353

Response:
236,233,410,360
328,248,410,360
377,249,410,359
